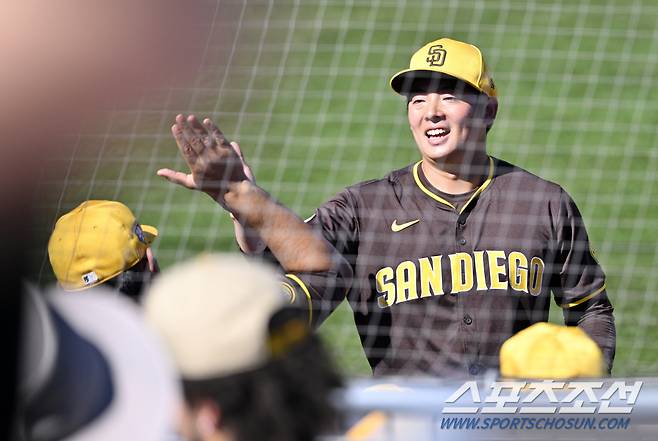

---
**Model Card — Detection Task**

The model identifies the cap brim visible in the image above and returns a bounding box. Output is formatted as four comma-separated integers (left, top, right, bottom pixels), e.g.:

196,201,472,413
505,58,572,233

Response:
389,69,483,96
141,224,158,245
47,288,180,441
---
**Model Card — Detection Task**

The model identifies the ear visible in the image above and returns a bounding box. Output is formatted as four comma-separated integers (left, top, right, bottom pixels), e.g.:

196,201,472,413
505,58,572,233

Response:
484,97,498,131
195,400,221,438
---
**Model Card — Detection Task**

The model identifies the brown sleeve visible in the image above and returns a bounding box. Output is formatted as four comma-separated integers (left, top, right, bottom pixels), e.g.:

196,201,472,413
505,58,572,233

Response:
552,189,616,372
562,295,616,374
281,268,351,328
306,188,360,263
552,189,607,306
274,189,360,326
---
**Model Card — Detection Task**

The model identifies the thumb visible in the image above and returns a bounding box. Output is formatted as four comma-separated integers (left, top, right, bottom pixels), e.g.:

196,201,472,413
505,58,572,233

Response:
156,168,197,189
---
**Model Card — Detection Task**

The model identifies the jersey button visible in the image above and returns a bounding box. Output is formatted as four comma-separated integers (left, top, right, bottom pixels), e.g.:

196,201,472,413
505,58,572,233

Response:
458,238,467,246
457,218,466,226
463,314,473,325
469,364,480,375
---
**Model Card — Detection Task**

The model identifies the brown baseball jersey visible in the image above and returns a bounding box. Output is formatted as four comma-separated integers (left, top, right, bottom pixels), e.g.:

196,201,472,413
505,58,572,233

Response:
282,157,615,376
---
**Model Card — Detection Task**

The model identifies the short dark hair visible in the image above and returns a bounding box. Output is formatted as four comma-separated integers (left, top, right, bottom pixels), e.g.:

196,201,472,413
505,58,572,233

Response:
402,75,481,98
103,257,153,302
182,308,343,441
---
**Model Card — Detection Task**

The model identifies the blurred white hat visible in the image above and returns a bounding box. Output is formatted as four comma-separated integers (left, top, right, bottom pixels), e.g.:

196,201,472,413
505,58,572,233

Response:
144,254,286,380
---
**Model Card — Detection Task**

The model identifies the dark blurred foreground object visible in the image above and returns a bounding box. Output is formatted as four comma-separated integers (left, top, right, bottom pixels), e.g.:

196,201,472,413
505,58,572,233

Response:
0,1,233,436
15,287,179,441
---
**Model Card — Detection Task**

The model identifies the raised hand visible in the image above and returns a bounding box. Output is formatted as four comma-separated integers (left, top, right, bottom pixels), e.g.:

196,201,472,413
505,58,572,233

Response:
157,114,249,209
157,116,344,277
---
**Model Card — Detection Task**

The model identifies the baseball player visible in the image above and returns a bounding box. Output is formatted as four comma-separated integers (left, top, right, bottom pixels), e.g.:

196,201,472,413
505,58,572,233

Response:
160,37,615,377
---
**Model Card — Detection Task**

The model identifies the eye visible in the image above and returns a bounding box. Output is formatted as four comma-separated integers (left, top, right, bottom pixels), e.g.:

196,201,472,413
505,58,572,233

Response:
442,95,457,102
411,97,426,105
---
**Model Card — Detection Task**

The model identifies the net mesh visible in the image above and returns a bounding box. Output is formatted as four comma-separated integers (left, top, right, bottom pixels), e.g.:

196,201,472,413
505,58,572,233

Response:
31,0,658,377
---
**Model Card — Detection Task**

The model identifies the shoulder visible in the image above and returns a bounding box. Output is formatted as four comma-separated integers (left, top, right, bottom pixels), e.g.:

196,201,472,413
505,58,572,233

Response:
317,164,415,214
490,157,584,221
492,157,564,197
348,163,415,191
340,163,415,197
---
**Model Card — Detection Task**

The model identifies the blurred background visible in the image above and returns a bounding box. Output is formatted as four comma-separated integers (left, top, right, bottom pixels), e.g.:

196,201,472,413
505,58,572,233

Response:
27,0,658,377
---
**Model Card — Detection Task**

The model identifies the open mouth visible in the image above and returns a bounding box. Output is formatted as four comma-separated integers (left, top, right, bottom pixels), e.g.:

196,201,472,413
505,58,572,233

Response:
425,128,450,141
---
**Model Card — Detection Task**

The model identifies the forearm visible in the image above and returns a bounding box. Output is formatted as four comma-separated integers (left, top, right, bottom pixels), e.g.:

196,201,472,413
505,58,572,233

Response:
224,181,333,272
232,215,267,254
563,298,616,374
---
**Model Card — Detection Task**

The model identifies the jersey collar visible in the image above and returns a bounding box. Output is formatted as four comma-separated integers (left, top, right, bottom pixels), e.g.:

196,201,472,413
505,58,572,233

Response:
412,157,495,214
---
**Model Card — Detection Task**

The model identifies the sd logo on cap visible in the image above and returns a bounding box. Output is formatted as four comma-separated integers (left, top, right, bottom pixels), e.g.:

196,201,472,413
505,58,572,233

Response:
390,37,496,97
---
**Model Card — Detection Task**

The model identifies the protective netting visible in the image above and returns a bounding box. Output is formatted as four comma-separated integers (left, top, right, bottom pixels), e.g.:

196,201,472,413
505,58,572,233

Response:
30,0,658,376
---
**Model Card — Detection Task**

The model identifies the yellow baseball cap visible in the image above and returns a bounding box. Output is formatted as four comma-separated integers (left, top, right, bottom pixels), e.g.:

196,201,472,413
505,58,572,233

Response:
48,200,158,291
390,37,497,97
499,322,604,379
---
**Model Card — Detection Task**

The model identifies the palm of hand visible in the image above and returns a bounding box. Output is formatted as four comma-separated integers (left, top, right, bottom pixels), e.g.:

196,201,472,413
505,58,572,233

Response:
160,114,249,208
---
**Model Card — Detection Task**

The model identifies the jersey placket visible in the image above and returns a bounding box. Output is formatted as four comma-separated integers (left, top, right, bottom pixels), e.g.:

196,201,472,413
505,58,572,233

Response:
413,158,496,375
456,195,481,375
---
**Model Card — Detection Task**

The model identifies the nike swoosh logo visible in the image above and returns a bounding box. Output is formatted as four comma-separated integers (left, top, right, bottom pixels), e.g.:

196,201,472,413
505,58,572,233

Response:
391,219,420,232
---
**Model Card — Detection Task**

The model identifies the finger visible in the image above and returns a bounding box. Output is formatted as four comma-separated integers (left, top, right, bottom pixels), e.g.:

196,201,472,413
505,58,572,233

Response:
188,114,216,148
171,123,198,161
156,168,197,189
174,114,190,137
202,117,230,148
229,141,244,159
187,114,207,133
180,116,205,154
230,141,256,183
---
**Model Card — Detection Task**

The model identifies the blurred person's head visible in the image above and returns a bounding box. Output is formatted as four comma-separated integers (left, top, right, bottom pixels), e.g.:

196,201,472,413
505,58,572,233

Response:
1,0,217,139
48,200,159,301
499,322,604,379
16,287,179,441
144,254,342,441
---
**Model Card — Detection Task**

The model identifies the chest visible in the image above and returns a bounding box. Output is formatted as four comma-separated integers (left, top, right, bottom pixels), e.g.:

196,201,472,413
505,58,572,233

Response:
359,192,552,262
353,192,556,306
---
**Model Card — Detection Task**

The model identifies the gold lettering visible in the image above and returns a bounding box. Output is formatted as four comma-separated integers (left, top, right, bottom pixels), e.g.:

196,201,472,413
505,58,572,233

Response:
376,267,396,308
508,251,529,293
529,257,544,296
396,260,418,303
487,250,508,290
450,252,473,293
378,253,545,306
419,256,444,297
473,251,488,291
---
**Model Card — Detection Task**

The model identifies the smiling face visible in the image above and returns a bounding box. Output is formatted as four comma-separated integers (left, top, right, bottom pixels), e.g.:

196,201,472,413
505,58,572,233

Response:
406,78,495,166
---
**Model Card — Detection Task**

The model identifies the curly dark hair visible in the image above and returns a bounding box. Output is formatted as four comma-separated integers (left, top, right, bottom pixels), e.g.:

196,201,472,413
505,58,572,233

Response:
182,307,343,441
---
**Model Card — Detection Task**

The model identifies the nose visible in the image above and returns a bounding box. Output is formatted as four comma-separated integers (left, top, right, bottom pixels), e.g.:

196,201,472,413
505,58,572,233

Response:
424,94,445,122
